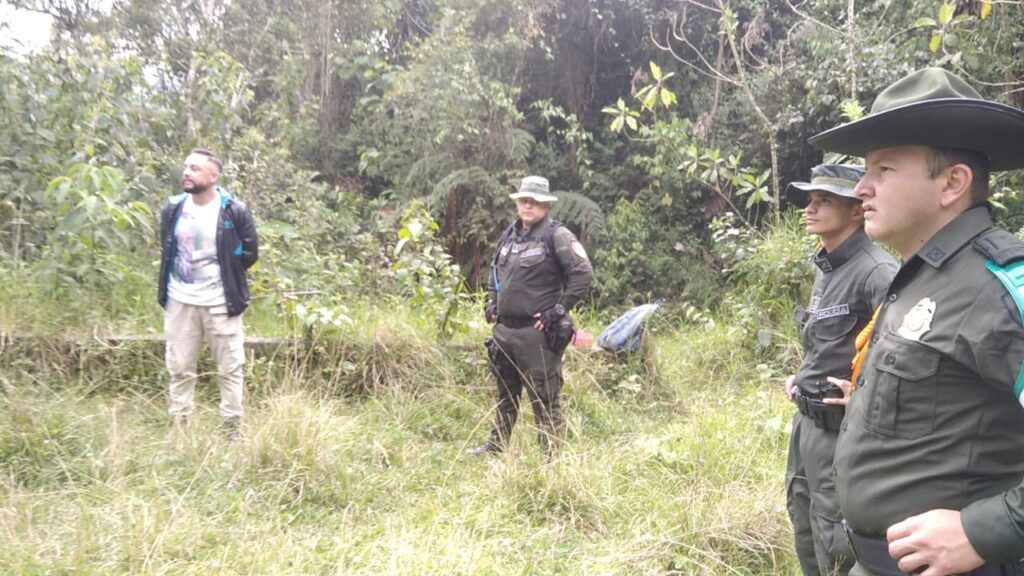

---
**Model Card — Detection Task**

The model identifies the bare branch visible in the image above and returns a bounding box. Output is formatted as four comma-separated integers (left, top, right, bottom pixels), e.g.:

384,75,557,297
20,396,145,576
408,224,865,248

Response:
951,64,1024,91
785,0,842,35
660,14,738,85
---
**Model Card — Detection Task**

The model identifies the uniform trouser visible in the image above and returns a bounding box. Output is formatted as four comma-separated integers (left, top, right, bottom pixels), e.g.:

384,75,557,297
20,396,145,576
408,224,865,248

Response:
787,412,853,576
164,298,245,418
488,323,564,449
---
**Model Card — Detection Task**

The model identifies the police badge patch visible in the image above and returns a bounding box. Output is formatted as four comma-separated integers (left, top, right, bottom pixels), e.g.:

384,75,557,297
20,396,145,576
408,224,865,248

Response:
897,297,936,341
571,241,588,260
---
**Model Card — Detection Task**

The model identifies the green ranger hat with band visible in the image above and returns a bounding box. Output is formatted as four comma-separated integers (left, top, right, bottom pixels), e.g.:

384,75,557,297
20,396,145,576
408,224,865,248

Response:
786,164,866,208
810,67,1024,171
509,176,558,203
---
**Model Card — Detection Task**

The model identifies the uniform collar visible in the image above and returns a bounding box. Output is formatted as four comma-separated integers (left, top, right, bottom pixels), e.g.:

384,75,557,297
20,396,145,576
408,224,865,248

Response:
913,205,993,268
813,227,871,273
515,215,551,239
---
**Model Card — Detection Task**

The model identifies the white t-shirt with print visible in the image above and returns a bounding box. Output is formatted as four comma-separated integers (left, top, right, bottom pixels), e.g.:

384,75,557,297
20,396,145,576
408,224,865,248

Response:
167,193,226,307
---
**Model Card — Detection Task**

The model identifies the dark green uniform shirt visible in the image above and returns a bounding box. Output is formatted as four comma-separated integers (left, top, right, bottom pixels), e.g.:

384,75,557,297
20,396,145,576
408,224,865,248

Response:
488,216,594,318
794,228,897,394
835,206,1024,563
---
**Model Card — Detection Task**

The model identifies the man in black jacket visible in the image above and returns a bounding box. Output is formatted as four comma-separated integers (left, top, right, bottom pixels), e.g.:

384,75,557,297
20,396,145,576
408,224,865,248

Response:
158,148,258,438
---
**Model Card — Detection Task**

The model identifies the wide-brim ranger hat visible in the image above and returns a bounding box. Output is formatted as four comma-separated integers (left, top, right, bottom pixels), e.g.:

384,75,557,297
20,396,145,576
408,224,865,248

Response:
809,67,1024,171
509,175,558,203
787,164,866,208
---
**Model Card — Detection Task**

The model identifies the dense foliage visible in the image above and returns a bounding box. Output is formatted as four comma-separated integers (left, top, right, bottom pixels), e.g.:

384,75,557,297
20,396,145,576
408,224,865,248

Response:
1,0,1023,321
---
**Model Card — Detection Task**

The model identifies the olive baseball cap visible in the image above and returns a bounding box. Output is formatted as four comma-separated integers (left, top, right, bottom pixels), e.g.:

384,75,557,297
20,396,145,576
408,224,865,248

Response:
786,164,865,208
810,67,1024,171
509,176,558,203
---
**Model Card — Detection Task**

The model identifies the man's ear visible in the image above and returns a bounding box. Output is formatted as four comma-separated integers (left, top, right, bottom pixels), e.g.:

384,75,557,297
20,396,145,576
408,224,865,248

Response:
851,201,865,222
939,164,973,209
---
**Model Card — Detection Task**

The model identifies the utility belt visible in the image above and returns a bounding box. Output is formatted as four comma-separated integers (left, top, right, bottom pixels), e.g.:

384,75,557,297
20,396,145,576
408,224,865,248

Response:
795,388,845,432
497,314,575,354
843,521,1023,576
497,315,535,329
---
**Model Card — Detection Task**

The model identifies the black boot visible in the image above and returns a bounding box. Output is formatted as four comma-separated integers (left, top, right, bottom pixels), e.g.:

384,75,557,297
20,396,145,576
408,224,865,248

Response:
466,437,503,456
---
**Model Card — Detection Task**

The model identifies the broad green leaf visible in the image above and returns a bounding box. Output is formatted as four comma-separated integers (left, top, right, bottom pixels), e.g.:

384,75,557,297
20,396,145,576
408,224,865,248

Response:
642,88,659,111
649,61,662,81
625,116,638,131
661,88,677,108
938,2,954,26
914,17,937,27
610,116,624,132
929,32,942,53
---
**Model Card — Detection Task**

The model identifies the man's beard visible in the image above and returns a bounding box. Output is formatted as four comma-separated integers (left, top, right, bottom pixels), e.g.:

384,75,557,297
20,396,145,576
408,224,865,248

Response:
183,182,211,195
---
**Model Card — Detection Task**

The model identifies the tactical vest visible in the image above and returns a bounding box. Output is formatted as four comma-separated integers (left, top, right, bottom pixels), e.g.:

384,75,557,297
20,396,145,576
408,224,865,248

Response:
491,219,564,294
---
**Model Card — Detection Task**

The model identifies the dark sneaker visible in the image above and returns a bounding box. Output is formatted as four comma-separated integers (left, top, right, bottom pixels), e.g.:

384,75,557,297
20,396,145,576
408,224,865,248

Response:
169,414,189,432
466,440,502,456
221,416,242,441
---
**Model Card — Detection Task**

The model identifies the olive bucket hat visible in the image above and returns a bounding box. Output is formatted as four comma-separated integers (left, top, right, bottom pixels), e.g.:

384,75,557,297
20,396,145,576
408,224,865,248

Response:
509,176,558,203
809,67,1024,171
786,164,865,208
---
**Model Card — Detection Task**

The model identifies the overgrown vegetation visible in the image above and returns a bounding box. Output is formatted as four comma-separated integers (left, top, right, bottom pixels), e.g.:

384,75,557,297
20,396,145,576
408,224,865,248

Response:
0,214,810,574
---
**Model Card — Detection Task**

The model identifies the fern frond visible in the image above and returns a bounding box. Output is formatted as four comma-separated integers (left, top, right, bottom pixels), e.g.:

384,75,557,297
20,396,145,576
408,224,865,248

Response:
428,166,496,209
407,153,455,188
550,190,605,240
506,128,535,165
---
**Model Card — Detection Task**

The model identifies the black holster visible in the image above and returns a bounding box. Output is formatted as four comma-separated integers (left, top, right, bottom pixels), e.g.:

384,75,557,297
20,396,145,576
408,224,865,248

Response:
795,389,845,432
485,337,519,384
545,314,575,355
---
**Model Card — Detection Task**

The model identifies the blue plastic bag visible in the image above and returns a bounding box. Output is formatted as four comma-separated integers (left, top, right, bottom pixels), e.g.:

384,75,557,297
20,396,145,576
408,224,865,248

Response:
597,302,661,352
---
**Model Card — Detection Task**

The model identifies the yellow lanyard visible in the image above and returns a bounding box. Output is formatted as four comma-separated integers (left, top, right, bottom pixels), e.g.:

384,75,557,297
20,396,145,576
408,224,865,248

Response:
850,305,881,390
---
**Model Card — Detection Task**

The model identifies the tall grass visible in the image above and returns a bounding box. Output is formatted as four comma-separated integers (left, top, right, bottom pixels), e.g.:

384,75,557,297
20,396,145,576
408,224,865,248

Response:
0,307,798,575
0,217,811,574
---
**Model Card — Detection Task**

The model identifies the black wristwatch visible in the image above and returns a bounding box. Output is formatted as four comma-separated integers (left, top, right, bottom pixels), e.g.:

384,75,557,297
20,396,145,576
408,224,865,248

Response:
553,303,566,316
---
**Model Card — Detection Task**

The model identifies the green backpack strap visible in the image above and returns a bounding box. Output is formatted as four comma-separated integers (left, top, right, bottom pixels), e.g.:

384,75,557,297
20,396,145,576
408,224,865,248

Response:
976,227,1024,403
985,260,1024,401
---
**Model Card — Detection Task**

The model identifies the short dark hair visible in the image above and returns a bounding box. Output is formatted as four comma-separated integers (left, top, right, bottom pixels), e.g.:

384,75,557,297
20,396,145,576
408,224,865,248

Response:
926,147,989,203
190,147,223,172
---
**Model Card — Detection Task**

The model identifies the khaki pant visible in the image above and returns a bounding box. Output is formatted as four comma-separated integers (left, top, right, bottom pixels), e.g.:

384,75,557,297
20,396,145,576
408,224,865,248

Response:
164,298,245,418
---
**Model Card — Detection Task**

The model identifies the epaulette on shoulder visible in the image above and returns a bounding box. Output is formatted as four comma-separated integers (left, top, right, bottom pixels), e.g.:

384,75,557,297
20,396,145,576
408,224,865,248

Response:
973,228,1024,267
977,227,1024,406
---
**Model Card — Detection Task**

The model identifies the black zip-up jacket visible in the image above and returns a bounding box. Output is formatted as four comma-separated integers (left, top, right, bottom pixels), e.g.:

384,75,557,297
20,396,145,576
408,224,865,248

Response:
158,189,259,317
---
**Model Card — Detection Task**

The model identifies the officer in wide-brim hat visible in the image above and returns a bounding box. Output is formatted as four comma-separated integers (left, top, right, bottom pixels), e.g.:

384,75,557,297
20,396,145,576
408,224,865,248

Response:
811,68,1024,576
783,162,896,576
470,175,593,457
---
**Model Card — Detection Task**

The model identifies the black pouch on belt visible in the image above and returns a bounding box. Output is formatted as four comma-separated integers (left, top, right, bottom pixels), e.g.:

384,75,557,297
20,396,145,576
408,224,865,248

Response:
545,314,575,355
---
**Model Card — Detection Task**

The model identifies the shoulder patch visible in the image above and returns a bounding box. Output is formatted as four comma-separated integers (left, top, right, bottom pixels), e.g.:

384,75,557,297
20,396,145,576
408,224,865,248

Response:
571,241,588,260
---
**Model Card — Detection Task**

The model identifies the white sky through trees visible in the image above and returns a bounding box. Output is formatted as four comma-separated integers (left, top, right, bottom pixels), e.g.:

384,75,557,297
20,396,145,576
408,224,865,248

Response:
0,5,52,55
